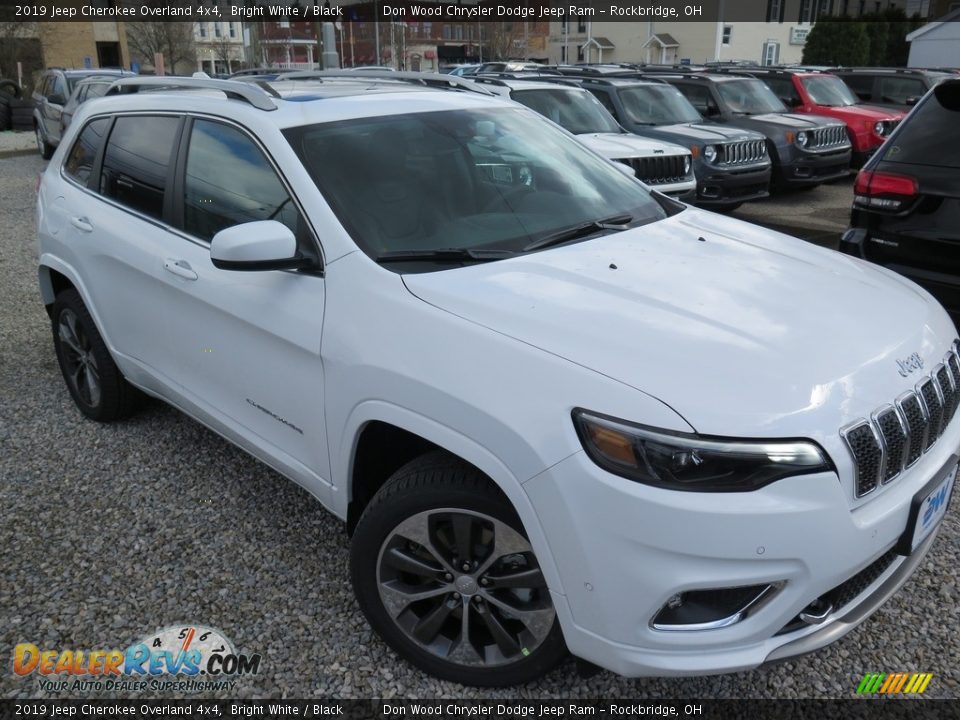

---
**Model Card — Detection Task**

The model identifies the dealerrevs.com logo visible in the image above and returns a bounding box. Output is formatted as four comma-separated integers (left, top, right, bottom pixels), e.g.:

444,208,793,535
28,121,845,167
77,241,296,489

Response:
12,624,261,693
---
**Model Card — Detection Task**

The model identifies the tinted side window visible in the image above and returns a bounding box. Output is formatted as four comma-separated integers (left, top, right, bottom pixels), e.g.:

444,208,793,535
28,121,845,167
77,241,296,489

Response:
763,77,800,104
590,89,619,118
840,74,875,100
51,75,67,101
883,82,960,168
878,77,926,104
100,116,180,221
674,84,716,115
183,119,302,241
64,117,110,185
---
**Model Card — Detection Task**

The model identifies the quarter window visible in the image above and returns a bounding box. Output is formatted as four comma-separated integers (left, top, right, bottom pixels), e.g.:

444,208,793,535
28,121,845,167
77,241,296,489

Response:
183,119,302,242
64,117,110,186
100,115,180,221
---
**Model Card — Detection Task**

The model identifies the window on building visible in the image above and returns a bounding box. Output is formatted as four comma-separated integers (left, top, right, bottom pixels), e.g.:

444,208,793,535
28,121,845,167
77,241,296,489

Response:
65,118,110,187
199,23,207,38
561,18,568,32
229,22,237,38
577,44,584,61
100,116,180,221
184,120,303,242
766,0,784,22
455,24,463,40
443,24,451,40
762,41,781,66
214,23,222,37
799,0,813,22
577,20,587,33
561,45,567,63
722,26,732,45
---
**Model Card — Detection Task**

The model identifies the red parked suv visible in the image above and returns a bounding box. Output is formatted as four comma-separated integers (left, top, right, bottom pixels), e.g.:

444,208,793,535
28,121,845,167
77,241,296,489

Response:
737,68,906,167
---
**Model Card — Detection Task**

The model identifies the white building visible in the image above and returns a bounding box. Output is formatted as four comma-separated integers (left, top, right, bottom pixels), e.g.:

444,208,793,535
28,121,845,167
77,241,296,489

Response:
906,9,960,68
195,22,246,75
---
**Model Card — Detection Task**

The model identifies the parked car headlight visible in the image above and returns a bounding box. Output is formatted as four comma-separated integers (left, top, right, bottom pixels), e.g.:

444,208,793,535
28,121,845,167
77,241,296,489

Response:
796,130,809,147
683,155,692,175
703,145,718,163
874,121,885,136
573,409,832,492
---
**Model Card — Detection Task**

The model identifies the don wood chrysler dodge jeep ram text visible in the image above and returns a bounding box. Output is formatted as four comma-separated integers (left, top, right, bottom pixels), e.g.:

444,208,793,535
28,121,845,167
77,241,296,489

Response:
36,75,957,686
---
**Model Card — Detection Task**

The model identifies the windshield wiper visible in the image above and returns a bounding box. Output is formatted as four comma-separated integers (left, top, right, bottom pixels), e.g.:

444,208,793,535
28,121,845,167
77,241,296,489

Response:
522,214,634,253
375,248,515,264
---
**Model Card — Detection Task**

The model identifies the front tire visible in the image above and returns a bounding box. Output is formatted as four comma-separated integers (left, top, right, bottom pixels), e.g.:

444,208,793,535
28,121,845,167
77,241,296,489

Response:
350,451,566,686
51,289,140,421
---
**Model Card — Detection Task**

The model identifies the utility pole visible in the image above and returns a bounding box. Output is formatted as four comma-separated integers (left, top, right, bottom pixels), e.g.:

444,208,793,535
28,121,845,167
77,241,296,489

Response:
322,21,339,68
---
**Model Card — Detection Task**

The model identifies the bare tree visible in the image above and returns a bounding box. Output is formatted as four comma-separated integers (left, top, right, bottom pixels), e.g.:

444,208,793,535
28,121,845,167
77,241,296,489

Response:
125,22,196,74
0,22,42,92
482,22,525,61
209,33,239,73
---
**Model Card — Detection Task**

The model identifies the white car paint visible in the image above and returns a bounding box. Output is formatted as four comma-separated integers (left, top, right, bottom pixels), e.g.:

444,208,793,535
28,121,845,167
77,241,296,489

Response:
36,81,957,679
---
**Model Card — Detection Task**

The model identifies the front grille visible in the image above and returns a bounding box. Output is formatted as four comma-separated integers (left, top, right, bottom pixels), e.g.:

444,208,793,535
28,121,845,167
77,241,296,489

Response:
842,345,960,498
718,140,766,165
810,124,848,149
879,119,901,137
625,155,689,186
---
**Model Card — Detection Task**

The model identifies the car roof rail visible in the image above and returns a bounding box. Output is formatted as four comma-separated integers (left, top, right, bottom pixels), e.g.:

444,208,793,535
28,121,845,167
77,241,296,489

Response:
106,76,279,110
306,69,496,95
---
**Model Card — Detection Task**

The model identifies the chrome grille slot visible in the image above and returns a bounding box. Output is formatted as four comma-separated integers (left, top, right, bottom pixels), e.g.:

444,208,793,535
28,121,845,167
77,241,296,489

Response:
842,346,960,498
875,407,906,483
842,422,882,497
811,125,848,148
919,378,944,448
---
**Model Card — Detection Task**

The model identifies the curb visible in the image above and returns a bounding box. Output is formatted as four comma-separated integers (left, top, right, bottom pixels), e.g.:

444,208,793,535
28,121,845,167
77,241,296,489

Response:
0,149,38,159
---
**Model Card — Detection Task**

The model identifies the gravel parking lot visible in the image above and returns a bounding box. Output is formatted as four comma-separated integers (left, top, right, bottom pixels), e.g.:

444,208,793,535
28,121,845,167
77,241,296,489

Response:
1,153,958,700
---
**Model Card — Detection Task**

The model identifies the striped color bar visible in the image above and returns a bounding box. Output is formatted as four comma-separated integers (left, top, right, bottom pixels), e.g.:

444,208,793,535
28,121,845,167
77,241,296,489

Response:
857,673,933,694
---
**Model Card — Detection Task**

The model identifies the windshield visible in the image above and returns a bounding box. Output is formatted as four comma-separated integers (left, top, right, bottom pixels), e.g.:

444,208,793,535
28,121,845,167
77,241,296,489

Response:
716,79,787,114
510,88,621,134
618,85,702,125
285,107,668,266
802,75,859,107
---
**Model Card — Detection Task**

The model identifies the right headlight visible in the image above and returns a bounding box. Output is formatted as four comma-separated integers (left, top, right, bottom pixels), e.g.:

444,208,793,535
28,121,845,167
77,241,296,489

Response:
873,120,885,136
573,409,833,492
703,145,718,163
683,155,692,175
796,130,809,147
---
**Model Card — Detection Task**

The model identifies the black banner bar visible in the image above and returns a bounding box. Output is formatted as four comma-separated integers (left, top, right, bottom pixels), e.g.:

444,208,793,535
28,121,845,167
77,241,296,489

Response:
2,700,960,720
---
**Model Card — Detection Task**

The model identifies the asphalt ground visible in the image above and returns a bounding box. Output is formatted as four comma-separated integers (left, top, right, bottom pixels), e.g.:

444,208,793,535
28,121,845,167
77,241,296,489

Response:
1,154,957,700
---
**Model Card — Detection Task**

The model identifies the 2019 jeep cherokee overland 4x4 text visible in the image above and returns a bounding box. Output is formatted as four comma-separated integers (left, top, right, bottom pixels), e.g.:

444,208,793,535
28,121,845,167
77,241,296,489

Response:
37,76,957,686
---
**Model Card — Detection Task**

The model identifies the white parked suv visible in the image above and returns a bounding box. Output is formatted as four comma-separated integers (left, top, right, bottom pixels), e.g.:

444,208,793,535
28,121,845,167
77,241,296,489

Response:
470,76,696,200
37,76,956,686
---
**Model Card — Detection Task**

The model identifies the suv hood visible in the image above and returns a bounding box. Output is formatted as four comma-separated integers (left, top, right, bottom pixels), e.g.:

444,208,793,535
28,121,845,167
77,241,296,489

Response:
815,103,905,121
403,209,955,441
652,122,766,144
736,112,843,130
577,132,689,160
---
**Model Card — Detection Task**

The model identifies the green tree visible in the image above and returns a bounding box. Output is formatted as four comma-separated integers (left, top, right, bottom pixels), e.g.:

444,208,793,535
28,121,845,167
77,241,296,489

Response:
802,18,869,66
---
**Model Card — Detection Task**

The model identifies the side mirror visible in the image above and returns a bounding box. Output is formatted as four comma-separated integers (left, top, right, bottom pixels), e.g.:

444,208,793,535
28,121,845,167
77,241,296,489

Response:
905,96,920,106
210,220,312,271
614,161,636,178
48,93,66,105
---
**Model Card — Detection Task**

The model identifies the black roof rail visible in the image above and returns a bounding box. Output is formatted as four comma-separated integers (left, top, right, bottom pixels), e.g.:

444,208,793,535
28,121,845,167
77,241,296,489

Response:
105,76,279,110
307,69,496,95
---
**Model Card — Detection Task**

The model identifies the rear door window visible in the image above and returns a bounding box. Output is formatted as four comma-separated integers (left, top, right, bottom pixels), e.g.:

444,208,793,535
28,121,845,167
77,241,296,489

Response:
100,115,181,221
64,117,110,186
877,77,926,105
884,82,960,168
840,73,875,101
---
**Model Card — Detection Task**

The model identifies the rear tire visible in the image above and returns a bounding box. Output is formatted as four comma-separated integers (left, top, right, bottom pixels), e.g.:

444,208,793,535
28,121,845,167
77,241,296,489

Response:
350,451,567,686
36,124,54,160
51,289,140,421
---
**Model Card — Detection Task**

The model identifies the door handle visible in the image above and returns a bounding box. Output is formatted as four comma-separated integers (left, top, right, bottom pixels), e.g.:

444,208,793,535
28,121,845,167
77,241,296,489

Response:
164,259,198,281
70,216,93,233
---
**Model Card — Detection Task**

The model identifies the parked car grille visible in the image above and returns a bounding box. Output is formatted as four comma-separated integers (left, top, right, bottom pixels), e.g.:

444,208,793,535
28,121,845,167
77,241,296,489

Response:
718,140,766,165
841,347,960,498
623,155,690,186
878,119,901,137
810,125,848,148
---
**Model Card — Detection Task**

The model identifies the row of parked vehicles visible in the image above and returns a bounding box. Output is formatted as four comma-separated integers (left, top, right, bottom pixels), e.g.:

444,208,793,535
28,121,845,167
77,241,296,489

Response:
30,63,921,214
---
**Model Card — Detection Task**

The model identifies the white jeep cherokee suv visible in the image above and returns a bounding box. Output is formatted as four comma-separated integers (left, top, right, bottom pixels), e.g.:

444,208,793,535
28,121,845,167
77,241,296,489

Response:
36,76,956,686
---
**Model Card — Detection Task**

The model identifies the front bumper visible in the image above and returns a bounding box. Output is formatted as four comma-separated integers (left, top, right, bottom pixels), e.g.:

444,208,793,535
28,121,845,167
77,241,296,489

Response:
523,423,957,677
779,148,852,186
694,162,771,207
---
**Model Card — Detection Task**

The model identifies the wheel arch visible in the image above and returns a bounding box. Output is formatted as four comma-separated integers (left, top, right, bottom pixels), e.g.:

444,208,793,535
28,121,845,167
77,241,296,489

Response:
38,263,76,314
338,401,566,596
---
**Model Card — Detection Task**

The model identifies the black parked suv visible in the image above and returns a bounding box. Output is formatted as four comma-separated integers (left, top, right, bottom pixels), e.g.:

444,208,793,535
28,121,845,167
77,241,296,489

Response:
645,72,852,188
831,68,951,110
32,68,133,159
841,79,960,320
568,77,772,211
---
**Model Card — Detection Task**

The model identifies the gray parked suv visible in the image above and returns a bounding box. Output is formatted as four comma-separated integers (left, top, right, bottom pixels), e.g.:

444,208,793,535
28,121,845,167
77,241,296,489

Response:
32,68,133,159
